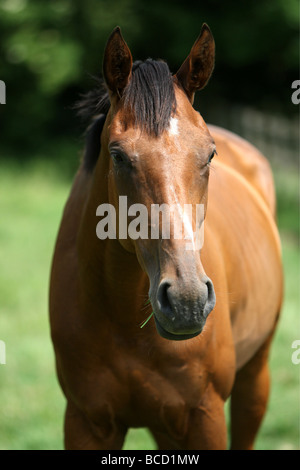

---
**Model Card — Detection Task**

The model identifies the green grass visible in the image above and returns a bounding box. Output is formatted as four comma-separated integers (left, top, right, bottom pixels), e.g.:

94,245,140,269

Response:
0,159,299,450
254,237,300,450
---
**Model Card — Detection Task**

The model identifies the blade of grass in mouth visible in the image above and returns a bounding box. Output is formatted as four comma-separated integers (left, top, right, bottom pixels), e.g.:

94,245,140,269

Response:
140,311,154,328
140,298,153,328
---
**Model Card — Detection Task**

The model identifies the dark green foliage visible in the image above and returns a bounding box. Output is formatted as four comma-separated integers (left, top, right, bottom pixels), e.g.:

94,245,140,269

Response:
0,0,298,156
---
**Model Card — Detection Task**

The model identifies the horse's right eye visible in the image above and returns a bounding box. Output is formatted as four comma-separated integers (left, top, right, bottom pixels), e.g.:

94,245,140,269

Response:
110,150,125,165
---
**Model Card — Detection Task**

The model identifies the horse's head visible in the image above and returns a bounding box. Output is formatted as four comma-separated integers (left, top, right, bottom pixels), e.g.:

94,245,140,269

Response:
102,26,216,340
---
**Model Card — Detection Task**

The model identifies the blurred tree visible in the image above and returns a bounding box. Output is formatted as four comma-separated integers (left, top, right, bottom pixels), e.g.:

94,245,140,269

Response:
0,0,298,157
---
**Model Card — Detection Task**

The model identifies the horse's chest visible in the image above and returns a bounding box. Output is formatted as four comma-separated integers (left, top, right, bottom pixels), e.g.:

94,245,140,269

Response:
116,357,207,436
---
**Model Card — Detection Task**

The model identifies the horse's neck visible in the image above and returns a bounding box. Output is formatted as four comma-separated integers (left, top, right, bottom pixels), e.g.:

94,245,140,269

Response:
77,163,148,317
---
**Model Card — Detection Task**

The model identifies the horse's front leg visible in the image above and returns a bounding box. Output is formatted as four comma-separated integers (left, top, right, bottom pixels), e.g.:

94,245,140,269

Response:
64,401,127,450
181,386,227,450
230,331,276,450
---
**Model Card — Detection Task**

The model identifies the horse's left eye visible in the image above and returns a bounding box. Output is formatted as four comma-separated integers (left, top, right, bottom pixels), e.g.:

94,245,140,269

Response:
207,150,216,165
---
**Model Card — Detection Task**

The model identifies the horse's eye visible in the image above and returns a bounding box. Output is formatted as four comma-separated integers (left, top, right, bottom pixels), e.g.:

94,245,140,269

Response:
207,150,217,165
110,151,124,165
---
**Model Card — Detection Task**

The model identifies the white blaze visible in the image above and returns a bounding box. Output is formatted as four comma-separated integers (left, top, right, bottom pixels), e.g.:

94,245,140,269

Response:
169,117,179,136
169,186,196,251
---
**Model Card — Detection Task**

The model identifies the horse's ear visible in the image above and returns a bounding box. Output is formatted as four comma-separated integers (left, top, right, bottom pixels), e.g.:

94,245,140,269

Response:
175,24,215,104
103,26,133,97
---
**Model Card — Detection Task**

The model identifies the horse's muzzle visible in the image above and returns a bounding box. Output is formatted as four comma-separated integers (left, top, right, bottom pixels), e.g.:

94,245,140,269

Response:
152,275,216,341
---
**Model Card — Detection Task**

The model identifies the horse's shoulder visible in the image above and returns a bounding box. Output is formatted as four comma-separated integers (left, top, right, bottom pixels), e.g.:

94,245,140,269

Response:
208,124,276,216
207,155,281,263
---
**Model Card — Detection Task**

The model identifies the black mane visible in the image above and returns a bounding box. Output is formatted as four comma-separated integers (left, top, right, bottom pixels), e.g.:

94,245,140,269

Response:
124,59,176,136
76,59,176,172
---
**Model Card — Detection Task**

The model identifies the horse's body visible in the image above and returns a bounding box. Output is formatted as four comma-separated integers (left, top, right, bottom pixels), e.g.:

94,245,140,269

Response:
50,26,283,450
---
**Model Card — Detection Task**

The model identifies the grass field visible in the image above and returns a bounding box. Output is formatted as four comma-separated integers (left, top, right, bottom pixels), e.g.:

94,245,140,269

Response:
0,157,299,450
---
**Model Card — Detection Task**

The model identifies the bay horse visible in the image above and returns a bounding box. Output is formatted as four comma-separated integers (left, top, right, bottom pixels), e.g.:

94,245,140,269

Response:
49,25,283,450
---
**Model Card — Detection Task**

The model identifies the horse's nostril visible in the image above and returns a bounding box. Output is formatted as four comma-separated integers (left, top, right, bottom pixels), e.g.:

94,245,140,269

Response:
205,278,214,301
157,280,173,317
156,276,216,328
203,277,216,317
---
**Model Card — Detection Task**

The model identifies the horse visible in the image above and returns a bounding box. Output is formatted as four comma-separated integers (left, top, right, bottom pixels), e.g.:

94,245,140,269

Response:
49,25,283,450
